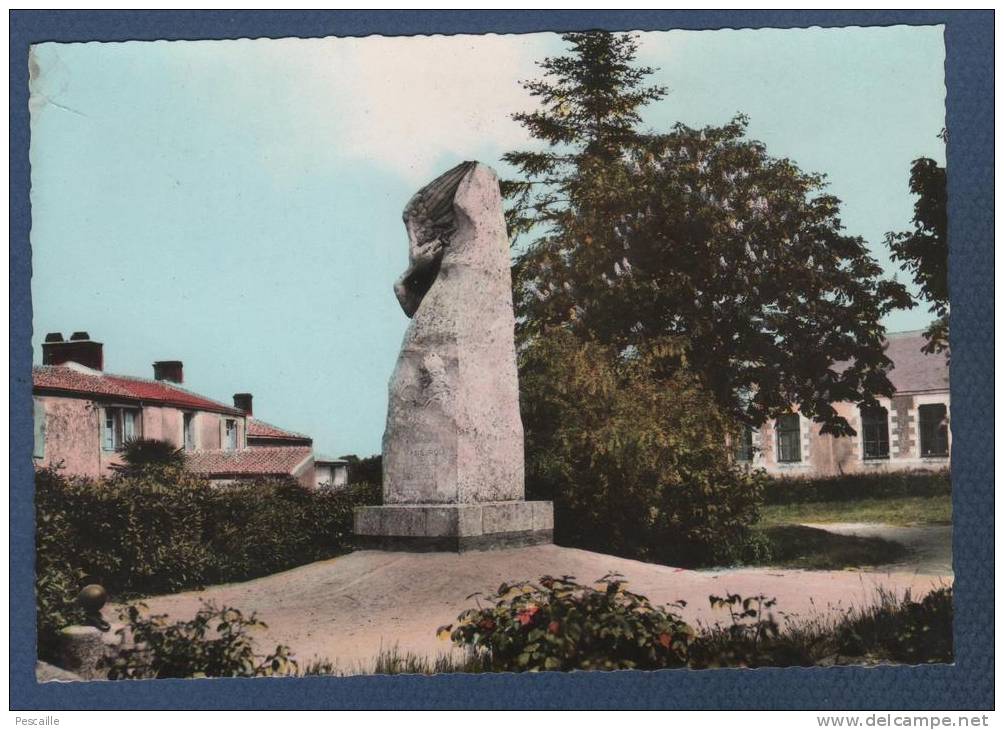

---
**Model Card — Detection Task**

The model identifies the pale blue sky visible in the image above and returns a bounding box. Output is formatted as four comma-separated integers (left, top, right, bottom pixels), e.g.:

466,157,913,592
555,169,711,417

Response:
29,26,946,456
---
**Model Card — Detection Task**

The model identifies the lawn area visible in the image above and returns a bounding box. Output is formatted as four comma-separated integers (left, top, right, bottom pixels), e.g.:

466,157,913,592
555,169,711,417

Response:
754,524,909,570
759,494,952,527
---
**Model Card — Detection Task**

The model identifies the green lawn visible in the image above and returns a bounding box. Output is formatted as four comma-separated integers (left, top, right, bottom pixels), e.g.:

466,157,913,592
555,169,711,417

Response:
753,524,908,570
759,494,951,528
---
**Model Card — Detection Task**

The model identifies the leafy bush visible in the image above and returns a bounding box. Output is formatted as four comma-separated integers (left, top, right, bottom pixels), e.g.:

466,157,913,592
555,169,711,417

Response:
439,574,694,671
339,454,383,486
521,330,768,567
764,470,950,506
440,577,953,673
34,467,379,658
104,602,297,679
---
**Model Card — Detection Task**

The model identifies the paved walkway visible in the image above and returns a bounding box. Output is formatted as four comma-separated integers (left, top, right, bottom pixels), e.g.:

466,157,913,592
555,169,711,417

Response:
123,544,952,674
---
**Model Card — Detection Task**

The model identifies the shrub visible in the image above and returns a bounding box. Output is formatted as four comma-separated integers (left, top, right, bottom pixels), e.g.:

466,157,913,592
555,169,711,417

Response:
34,467,380,656
763,470,950,505
439,574,694,671
104,602,298,679
440,578,954,673
339,454,383,486
521,330,768,567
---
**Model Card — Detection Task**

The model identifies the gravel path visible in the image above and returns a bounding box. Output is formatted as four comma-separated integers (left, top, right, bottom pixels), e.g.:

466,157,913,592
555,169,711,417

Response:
121,544,952,674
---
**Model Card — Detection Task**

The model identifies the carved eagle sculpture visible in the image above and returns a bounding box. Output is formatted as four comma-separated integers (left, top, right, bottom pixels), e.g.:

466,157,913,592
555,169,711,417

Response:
394,161,478,317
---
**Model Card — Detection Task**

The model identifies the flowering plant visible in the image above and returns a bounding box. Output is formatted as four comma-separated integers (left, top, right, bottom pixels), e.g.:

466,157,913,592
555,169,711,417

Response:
438,574,693,671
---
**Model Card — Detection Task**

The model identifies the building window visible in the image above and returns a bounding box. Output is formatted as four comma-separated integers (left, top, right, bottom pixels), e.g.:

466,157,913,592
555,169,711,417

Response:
776,413,802,463
102,407,139,451
919,403,949,457
183,413,196,451
33,398,46,459
734,425,755,463
225,419,238,451
860,405,890,460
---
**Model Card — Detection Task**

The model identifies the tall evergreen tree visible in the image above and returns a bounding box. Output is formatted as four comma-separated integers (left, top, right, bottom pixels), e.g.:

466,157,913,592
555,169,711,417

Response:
505,32,914,435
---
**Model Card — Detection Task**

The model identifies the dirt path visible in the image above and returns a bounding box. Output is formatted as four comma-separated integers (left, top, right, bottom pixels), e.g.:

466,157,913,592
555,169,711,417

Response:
801,522,953,574
120,544,952,674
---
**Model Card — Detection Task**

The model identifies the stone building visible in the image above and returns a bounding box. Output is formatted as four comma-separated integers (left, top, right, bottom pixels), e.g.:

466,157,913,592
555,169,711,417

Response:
32,332,317,487
735,330,950,477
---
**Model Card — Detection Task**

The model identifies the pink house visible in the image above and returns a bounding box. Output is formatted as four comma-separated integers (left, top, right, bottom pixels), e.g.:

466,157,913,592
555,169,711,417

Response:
32,332,316,487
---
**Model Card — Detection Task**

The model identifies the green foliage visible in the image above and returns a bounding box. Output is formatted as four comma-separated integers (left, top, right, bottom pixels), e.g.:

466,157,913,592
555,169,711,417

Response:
885,144,948,354
521,329,767,567
34,467,379,658
104,602,298,679
763,470,951,505
689,593,813,668
110,438,186,478
370,645,491,675
339,453,383,486
439,574,694,672
505,32,912,436
835,586,953,664
441,579,953,672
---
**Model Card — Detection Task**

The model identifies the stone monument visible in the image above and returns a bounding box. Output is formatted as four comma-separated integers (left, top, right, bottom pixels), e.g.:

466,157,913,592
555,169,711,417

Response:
354,161,553,551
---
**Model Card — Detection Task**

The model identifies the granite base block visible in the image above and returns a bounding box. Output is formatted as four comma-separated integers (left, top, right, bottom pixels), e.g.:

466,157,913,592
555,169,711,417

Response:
354,501,553,552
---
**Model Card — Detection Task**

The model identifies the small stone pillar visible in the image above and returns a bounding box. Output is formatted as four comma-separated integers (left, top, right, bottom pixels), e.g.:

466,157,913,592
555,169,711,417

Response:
354,161,552,551
57,624,126,680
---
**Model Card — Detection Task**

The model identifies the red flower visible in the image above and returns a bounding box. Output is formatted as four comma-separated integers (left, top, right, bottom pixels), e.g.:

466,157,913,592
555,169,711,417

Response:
658,633,672,649
479,618,496,632
517,604,540,626
548,621,561,635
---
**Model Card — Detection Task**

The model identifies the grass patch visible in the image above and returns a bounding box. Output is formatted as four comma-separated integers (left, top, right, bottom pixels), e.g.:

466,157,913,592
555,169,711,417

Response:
760,494,952,527
753,524,909,570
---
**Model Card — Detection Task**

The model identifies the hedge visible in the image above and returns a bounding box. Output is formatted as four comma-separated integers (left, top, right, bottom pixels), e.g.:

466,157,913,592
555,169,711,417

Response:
35,466,379,661
763,469,950,505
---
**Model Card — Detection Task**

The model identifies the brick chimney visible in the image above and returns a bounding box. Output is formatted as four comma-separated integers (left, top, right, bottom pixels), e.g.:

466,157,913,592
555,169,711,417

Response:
42,332,104,371
233,393,253,416
153,361,184,384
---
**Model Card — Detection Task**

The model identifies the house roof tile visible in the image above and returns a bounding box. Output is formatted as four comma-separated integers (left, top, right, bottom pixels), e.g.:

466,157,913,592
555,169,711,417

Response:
247,417,312,443
883,330,950,393
32,365,245,416
185,446,313,478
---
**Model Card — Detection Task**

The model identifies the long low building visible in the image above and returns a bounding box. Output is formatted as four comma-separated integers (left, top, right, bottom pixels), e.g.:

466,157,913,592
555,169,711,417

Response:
31,332,319,487
735,330,950,477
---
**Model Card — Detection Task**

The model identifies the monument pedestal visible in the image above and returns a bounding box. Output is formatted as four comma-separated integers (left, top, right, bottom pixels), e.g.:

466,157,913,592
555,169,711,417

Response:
354,501,553,552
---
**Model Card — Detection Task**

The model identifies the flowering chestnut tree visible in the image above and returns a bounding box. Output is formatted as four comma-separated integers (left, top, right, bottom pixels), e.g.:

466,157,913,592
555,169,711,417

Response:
505,31,914,435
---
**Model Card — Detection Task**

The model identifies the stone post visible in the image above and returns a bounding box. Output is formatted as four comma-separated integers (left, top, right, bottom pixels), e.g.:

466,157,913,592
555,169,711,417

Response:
354,161,553,551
